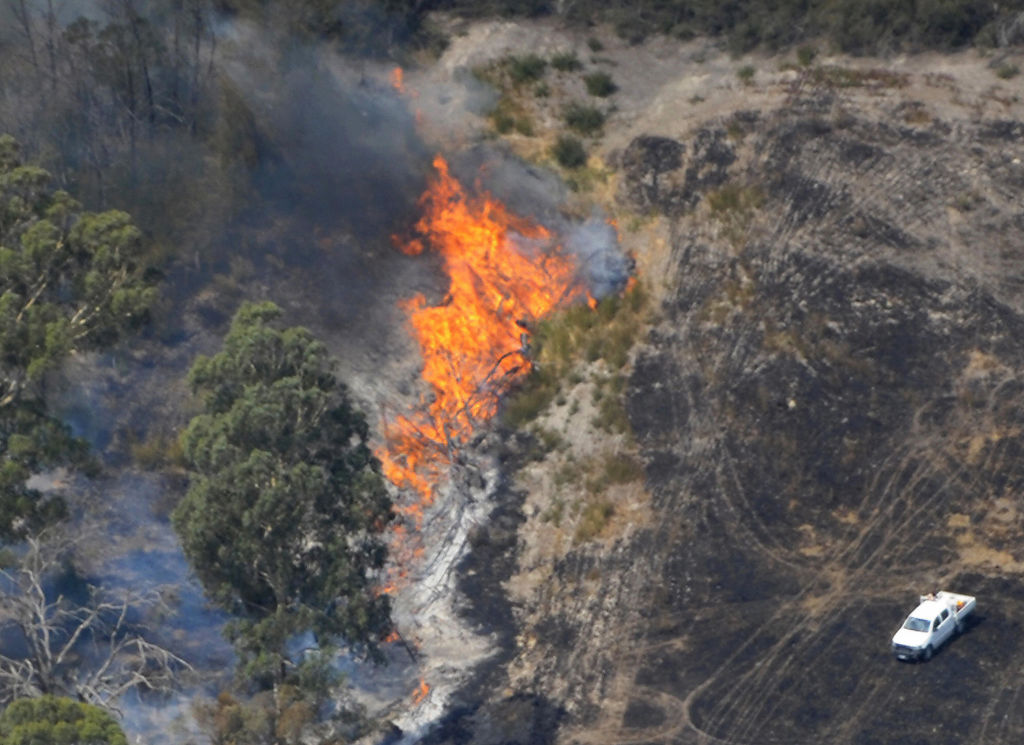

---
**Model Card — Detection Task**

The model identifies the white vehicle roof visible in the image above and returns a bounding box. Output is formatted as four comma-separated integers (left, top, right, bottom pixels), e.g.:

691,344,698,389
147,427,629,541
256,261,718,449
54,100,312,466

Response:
911,600,946,619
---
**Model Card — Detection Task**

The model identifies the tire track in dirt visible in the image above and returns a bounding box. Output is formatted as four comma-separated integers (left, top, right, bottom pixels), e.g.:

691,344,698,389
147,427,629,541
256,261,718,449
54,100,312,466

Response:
683,352,1024,743
551,98,1024,745
686,431,977,744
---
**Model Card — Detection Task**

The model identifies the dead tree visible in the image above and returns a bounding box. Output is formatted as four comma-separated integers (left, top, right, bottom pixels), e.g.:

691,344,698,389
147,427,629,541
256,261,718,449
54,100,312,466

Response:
0,535,193,712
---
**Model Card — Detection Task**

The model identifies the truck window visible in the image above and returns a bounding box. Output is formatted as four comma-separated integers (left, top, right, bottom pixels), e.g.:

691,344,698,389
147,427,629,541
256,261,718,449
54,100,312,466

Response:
941,609,949,622
932,618,940,631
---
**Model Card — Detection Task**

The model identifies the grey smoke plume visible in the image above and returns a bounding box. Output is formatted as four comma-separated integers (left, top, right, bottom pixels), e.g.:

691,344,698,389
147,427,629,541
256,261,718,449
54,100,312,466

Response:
564,214,633,299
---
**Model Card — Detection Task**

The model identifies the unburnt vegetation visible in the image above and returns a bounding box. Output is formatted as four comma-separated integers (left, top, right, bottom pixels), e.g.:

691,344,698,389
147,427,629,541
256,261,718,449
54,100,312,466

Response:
504,281,649,430
433,0,1024,52
502,283,649,545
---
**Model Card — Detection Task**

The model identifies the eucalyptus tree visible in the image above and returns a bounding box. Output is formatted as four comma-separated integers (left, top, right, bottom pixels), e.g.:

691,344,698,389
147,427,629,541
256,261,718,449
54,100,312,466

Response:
0,134,156,538
173,301,392,689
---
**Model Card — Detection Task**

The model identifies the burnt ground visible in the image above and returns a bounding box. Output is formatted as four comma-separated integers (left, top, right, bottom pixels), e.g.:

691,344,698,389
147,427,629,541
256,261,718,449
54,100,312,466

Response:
608,101,1024,744
425,81,1024,745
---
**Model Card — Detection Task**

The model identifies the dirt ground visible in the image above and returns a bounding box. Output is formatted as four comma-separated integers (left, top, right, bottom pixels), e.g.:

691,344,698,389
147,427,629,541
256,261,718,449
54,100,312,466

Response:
405,18,1024,745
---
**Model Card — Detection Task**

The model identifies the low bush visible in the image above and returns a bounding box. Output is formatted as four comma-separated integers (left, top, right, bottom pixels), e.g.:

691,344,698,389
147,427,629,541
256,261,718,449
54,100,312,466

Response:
797,44,817,66
508,54,547,85
564,102,606,135
552,135,587,168
490,96,534,136
584,71,618,96
996,63,1020,79
551,51,583,71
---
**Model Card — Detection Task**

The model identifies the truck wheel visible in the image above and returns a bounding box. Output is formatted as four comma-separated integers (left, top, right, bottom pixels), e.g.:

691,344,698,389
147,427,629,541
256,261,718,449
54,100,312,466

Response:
923,645,933,661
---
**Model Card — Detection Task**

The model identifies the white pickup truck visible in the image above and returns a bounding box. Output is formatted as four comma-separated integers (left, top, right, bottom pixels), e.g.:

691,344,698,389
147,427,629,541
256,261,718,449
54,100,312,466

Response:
891,591,976,661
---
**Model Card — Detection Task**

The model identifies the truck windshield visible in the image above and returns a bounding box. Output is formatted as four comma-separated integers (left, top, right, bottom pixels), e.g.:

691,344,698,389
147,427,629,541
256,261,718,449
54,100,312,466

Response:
903,617,930,632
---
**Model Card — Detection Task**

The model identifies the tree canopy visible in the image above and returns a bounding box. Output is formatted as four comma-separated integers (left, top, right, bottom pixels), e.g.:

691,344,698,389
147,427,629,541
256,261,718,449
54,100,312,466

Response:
0,696,127,745
172,302,392,686
0,134,156,538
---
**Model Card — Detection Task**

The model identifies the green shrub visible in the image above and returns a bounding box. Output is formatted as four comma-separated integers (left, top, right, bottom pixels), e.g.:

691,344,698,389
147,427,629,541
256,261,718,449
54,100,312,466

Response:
564,103,606,135
551,51,583,71
0,696,127,745
508,54,547,85
996,63,1020,79
503,380,557,428
587,37,604,52
130,429,186,470
584,71,618,97
492,109,516,134
796,45,817,67
737,64,756,84
552,135,587,168
490,96,534,136
534,82,550,97
542,497,566,525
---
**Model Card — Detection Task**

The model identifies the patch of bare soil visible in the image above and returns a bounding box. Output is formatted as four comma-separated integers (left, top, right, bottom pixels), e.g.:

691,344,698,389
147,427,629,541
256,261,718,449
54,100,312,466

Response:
409,17,1024,745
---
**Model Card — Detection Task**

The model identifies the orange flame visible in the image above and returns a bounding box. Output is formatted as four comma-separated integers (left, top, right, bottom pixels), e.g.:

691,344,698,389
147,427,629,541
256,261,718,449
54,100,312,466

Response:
391,66,405,94
378,156,583,517
412,676,430,705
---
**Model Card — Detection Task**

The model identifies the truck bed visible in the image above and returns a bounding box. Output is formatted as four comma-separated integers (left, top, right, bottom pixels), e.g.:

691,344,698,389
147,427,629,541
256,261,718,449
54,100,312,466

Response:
934,591,976,621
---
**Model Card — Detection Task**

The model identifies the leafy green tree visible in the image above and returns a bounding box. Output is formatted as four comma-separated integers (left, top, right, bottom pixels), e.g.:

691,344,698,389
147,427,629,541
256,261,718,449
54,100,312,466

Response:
172,302,392,688
0,134,156,538
0,695,127,745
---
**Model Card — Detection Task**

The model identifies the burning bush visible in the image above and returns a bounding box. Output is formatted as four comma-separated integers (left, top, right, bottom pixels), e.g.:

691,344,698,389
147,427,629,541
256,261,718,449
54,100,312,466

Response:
379,156,587,513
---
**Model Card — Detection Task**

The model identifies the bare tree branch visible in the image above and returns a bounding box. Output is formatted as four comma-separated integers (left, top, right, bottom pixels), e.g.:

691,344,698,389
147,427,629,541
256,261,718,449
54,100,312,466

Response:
0,534,193,712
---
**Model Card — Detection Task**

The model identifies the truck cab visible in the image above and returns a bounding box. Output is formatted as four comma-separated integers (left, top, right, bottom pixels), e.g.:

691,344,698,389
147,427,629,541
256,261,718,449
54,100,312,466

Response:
891,591,975,661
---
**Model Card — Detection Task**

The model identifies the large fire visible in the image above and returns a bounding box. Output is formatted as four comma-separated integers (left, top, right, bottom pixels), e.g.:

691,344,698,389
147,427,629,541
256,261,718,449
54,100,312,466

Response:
377,155,583,521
